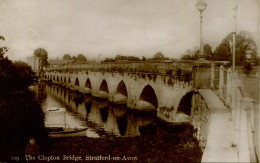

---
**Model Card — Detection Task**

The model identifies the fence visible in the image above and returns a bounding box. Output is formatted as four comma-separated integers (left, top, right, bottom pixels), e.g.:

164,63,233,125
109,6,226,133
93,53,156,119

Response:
211,63,259,162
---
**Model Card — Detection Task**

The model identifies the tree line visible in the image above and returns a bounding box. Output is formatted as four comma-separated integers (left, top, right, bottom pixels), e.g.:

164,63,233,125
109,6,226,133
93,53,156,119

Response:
102,52,171,62
0,36,35,92
180,31,258,66
60,52,171,63
63,54,87,62
36,30,259,67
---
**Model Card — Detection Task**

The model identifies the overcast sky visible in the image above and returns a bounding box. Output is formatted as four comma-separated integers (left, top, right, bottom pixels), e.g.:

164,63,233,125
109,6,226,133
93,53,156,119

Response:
0,0,259,61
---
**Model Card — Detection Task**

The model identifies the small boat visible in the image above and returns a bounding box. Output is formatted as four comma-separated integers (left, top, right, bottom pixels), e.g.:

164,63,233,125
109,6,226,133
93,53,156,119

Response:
47,107,61,111
48,127,88,138
45,107,88,138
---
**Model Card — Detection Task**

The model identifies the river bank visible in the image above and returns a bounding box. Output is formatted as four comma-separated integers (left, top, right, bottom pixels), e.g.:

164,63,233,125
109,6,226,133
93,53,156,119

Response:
42,136,201,162
0,83,202,162
1,124,202,162
43,134,201,162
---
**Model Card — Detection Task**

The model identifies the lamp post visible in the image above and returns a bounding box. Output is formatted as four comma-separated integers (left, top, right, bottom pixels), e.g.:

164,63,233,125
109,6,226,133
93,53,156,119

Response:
196,0,207,59
232,0,239,149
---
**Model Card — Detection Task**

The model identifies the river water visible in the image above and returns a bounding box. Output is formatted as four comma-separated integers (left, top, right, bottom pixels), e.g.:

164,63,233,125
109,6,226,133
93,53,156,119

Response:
0,82,190,147
30,83,164,138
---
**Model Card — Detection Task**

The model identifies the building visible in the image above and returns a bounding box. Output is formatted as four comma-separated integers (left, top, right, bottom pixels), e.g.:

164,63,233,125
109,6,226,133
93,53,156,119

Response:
27,56,41,75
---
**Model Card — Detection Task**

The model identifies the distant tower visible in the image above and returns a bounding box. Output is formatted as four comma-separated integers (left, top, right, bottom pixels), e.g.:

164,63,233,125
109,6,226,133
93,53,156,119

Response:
27,56,41,76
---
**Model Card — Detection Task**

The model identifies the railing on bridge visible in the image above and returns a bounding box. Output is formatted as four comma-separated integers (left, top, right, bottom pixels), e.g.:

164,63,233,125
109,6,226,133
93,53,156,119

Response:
211,65,232,107
44,60,194,75
210,64,259,162
44,60,196,84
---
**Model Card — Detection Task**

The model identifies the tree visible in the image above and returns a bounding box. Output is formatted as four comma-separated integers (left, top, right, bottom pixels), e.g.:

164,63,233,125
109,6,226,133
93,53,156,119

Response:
0,36,13,91
204,44,213,60
127,56,140,61
0,46,8,59
13,61,35,88
148,52,170,60
72,56,77,60
77,54,87,62
180,55,192,60
115,55,124,61
0,35,7,59
180,47,199,60
0,35,5,41
63,54,71,60
153,52,164,60
213,31,257,65
103,58,115,62
0,36,35,92
192,49,200,60
115,55,140,61
180,49,192,60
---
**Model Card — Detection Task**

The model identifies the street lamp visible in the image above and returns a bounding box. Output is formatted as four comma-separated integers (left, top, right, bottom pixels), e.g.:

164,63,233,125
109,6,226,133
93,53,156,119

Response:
196,0,207,59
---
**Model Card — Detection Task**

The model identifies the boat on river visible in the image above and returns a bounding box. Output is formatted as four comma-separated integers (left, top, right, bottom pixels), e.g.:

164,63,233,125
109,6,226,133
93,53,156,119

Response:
45,107,88,137
47,127,88,138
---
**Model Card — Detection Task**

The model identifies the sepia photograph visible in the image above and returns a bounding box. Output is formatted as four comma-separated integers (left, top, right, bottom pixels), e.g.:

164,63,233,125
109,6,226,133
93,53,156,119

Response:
0,0,259,162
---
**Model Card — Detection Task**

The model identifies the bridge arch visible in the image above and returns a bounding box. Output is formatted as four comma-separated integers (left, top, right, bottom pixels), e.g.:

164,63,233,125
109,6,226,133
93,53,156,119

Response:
68,77,71,83
85,78,92,89
99,79,109,93
116,80,128,97
75,78,80,86
60,76,63,82
53,76,55,80
177,92,193,116
50,75,52,80
64,76,66,83
139,85,158,108
57,76,59,82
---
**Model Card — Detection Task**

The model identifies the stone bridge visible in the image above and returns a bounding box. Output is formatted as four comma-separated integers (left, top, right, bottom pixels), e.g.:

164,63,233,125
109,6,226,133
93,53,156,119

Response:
44,69,193,123
44,84,158,137
43,60,258,162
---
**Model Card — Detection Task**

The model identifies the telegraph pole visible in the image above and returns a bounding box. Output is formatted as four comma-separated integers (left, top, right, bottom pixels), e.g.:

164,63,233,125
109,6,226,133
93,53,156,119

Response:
232,0,239,147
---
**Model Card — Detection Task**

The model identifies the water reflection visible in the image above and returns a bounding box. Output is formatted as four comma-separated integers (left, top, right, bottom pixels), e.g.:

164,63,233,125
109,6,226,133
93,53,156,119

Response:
32,83,158,137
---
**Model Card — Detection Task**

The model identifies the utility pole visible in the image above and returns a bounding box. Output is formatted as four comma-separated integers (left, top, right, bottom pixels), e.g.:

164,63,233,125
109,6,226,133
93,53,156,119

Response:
231,1,237,112
232,0,239,148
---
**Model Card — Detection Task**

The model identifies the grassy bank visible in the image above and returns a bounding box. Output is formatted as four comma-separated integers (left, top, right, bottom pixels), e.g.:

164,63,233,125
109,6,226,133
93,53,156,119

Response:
1,135,202,162
39,136,202,162
40,124,202,163
0,122,202,163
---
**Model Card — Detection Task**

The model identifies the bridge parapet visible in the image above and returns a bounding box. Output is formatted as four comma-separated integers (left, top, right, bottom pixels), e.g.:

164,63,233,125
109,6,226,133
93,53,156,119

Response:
44,61,194,78
201,63,258,162
44,60,228,76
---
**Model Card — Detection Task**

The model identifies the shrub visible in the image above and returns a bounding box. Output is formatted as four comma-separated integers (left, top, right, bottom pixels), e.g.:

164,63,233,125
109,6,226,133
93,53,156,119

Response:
0,60,35,92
